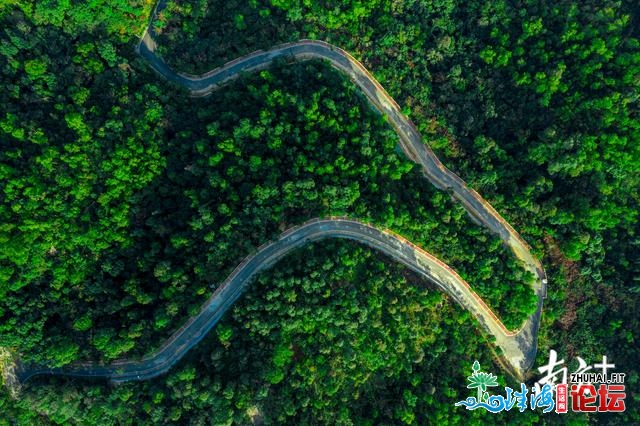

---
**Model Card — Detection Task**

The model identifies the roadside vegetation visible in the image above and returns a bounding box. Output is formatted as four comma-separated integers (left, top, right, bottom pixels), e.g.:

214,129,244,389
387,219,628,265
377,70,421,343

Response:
157,1,640,422
1,0,638,424
0,23,534,365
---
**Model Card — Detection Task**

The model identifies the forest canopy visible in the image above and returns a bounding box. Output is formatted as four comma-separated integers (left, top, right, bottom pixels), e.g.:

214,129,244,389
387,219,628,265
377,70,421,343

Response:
1,0,639,424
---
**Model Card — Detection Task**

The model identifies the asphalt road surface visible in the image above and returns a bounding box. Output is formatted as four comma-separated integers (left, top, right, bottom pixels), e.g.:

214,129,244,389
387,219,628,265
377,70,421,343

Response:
14,1,546,385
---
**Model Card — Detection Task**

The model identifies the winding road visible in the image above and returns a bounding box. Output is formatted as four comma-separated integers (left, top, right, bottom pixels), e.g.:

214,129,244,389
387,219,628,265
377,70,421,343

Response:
13,1,546,385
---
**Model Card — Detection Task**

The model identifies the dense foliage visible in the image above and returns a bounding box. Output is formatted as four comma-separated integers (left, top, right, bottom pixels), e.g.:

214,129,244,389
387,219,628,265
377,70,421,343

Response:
1,0,638,424
7,0,152,41
1,242,543,424
0,21,533,365
156,0,640,421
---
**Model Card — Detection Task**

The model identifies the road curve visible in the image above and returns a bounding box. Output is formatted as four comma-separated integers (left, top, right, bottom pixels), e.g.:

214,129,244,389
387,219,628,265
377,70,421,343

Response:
15,1,546,384
137,20,546,285
18,218,537,383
